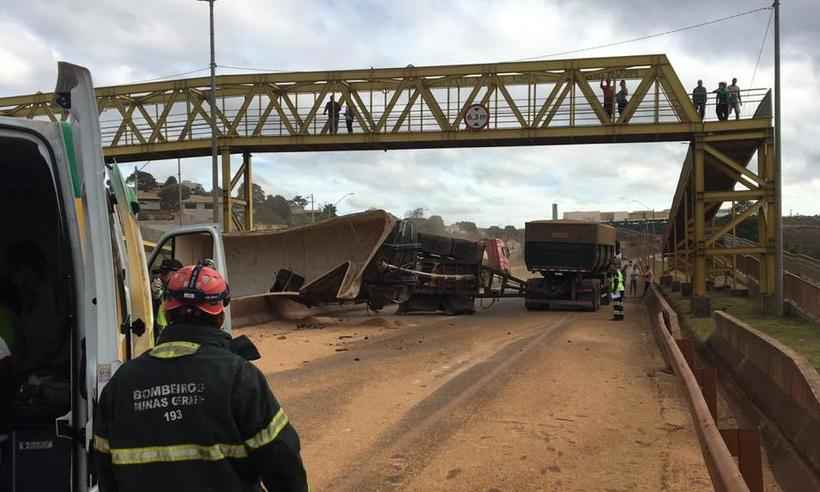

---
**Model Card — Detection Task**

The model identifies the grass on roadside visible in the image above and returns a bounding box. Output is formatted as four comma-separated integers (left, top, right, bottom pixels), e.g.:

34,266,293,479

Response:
664,289,820,372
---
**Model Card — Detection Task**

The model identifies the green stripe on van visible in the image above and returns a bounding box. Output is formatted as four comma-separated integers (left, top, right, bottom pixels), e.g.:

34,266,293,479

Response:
61,122,82,198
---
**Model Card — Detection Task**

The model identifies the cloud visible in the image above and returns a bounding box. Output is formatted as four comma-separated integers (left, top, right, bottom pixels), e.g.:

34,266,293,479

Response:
2,0,818,227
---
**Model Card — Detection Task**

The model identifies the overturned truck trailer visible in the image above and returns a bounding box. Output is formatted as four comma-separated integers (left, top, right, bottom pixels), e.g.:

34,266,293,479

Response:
164,210,417,327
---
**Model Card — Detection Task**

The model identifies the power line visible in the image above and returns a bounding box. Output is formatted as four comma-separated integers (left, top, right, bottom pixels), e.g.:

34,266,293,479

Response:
513,5,772,62
130,67,211,84
219,64,286,73
750,8,774,86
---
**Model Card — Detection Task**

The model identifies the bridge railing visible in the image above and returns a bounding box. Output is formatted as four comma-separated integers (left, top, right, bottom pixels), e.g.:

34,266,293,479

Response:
95,87,770,147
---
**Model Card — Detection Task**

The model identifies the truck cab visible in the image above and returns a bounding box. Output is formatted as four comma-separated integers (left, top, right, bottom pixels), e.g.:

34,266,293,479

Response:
0,63,227,492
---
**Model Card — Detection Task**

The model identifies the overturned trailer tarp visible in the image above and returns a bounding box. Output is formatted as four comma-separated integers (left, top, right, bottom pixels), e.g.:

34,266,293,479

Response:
218,210,415,326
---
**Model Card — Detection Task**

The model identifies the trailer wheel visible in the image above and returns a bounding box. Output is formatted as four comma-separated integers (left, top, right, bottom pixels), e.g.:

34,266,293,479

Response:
444,295,474,315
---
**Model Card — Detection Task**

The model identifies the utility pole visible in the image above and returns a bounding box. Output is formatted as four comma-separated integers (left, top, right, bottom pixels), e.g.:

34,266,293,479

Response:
774,0,784,315
177,158,183,225
311,194,315,224
199,0,219,225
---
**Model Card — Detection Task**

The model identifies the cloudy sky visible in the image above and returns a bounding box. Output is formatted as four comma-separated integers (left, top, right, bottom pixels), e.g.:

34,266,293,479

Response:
1,0,817,226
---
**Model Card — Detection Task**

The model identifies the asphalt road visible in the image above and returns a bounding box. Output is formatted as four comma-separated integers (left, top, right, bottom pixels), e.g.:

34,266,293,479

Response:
259,299,713,491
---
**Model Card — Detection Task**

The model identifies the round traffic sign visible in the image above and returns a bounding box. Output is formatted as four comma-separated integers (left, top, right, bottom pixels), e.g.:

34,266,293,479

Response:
464,104,490,130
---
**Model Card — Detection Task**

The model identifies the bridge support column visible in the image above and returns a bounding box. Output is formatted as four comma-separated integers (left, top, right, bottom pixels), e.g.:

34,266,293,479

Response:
221,148,232,232
243,152,253,231
757,135,778,312
693,138,711,317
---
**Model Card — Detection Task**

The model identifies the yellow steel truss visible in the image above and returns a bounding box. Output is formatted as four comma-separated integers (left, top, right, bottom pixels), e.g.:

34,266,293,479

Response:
1,54,707,162
663,92,777,314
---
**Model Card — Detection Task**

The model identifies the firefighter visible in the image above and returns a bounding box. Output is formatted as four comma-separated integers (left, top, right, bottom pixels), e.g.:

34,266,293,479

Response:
610,263,625,321
94,263,308,492
151,258,182,339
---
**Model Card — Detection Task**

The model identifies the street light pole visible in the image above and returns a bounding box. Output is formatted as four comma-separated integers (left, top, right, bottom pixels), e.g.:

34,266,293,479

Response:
773,0,784,315
333,192,355,209
198,0,219,225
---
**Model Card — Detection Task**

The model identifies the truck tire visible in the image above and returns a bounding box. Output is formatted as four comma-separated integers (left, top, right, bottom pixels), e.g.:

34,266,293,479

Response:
592,284,600,311
591,279,601,311
444,295,474,315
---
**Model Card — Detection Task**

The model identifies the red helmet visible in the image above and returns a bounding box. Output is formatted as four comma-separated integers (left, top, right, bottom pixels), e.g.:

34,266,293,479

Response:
165,263,230,316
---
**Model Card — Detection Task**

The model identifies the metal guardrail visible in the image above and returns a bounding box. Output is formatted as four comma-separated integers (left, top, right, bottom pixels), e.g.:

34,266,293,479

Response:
724,234,820,287
646,284,758,492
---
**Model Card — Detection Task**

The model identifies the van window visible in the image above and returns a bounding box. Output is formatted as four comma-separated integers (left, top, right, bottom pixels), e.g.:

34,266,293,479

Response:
147,232,215,335
0,135,75,491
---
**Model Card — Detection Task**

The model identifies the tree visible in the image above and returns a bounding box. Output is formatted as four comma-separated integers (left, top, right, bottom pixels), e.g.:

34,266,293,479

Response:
183,180,206,195
426,215,447,235
159,183,191,211
321,203,337,219
163,175,178,186
265,195,291,224
487,226,503,237
715,201,758,242
404,208,425,219
455,221,478,235
289,195,309,209
255,193,289,226
252,184,266,205
126,170,158,191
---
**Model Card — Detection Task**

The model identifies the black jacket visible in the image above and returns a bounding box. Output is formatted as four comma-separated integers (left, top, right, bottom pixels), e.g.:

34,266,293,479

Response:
94,323,308,492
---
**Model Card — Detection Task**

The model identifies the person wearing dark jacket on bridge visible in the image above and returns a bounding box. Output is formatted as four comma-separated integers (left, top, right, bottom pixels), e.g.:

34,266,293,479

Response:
600,79,615,121
94,262,308,492
692,80,707,120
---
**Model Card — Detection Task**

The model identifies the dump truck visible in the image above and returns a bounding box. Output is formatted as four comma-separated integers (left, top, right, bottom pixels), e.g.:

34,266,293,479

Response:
523,221,617,311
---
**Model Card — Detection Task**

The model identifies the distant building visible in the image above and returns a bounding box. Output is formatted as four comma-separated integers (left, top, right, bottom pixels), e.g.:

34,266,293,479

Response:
289,205,320,226
563,211,601,222
563,209,669,222
137,191,218,225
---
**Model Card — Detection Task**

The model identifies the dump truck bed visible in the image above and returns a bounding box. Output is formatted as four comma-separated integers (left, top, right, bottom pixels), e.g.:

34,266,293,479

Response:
524,221,616,273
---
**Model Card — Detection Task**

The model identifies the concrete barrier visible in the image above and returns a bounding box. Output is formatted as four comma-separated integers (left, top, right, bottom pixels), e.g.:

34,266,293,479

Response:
645,286,750,492
784,272,820,325
709,311,820,476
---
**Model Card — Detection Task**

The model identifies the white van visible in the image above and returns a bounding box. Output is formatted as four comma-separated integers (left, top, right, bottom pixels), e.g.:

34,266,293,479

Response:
0,63,229,492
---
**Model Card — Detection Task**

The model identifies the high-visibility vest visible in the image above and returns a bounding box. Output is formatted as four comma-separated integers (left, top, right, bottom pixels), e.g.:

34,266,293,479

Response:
612,271,625,292
156,300,168,333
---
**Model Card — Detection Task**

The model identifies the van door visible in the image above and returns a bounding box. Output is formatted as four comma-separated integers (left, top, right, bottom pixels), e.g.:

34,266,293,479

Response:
146,226,232,333
55,62,121,492
110,164,154,356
